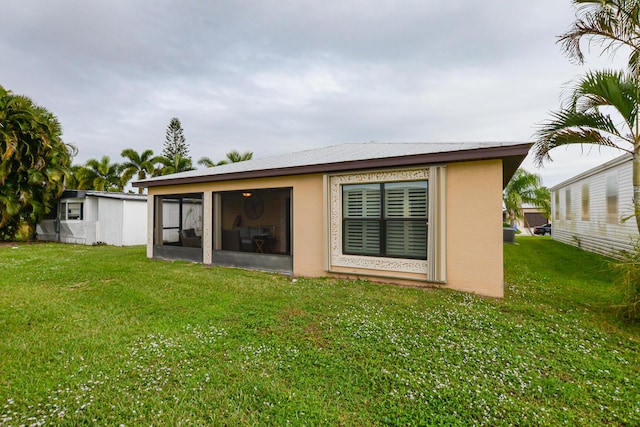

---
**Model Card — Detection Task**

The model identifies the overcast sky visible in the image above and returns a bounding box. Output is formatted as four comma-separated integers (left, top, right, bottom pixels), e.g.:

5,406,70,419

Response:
1,0,629,187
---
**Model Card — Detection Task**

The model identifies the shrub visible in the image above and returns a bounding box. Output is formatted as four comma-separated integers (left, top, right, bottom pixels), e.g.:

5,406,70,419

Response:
612,238,640,320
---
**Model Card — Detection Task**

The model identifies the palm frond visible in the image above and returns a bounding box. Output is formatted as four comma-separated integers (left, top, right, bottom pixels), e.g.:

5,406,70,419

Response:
534,127,627,166
197,156,216,167
570,70,638,127
534,69,638,166
559,0,640,69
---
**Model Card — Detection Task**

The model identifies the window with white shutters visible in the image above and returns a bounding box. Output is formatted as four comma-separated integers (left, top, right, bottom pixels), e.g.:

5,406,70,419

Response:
342,181,428,259
343,184,381,255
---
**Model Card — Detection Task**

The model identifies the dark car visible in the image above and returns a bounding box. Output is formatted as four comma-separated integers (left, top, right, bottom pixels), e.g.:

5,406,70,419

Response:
533,223,552,236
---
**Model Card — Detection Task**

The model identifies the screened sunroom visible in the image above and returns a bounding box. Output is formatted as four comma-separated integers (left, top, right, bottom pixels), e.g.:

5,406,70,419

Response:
153,193,204,262
212,187,292,273
152,187,293,272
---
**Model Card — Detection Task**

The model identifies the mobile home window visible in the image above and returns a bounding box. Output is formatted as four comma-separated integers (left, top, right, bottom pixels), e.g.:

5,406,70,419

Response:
554,191,560,221
581,182,590,221
565,188,572,220
606,174,618,224
342,180,428,259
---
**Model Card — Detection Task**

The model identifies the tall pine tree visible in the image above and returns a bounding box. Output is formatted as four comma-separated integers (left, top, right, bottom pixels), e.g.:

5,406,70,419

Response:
162,117,190,162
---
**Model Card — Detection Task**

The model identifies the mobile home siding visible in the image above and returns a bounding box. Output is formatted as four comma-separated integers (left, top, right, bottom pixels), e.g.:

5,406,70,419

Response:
36,192,147,246
551,154,637,258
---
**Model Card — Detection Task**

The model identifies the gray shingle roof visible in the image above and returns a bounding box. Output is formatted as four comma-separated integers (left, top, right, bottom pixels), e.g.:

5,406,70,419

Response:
135,141,530,188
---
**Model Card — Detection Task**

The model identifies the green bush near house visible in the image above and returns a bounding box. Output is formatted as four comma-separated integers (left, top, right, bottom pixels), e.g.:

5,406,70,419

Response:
612,238,640,321
0,239,637,426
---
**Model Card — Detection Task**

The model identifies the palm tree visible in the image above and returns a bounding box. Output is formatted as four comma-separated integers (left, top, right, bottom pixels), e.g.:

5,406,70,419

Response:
220,150,253,165
559,0,640,71
197,156,216,168
83,156,123,192
534,70,640,231
66,165,93,190
556,0,640,316
198,150,254,168
121,148,162,194
503,169,550,230
157,154,194,175
537,1,640,232
0,85,73,240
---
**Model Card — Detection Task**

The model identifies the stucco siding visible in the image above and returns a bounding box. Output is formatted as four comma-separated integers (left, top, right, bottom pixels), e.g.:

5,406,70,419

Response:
146,160,506,297
447,160,504,297
552,156,637,258
291,175,326,276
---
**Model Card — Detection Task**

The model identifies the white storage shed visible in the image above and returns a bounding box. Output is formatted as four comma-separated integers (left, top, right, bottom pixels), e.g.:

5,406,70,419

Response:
36,190,148,246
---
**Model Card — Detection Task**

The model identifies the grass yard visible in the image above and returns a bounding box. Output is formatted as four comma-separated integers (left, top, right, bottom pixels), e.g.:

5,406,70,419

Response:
0,238,638,426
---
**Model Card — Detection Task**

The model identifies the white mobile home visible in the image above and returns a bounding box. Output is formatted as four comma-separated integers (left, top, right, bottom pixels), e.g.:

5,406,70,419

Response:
550,154,637,257
37,190,148,246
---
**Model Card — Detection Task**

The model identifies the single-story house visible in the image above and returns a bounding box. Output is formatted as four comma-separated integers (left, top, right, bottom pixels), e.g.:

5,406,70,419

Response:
550,153,637,258
36,190,148,246
133,142,531,297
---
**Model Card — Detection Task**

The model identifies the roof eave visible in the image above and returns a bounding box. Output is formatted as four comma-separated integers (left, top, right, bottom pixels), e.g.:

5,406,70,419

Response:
133,143,532,189
549,152,631,191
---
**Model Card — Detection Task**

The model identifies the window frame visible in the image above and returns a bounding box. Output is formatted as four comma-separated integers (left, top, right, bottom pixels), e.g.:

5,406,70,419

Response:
565,187,572,220
154,193,204,247
606,173,619,224
581,182,590,221
341,181,428,260
327,167,445,282
61,201,83,221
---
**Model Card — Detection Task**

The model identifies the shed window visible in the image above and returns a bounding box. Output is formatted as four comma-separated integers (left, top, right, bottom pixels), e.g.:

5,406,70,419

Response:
61,202,83,220
342,181,428,259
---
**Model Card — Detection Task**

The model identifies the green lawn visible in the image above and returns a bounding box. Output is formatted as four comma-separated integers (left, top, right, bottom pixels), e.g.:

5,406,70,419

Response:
0,238,638,426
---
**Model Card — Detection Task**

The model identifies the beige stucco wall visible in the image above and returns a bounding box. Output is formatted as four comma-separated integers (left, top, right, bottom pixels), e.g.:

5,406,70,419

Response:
145,158,505,297
446,160,504,297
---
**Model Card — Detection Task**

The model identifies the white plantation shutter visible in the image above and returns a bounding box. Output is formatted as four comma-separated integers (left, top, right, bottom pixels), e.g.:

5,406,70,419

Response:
343,184,381,255
344,221,380,254
342,181,428,259
384,183,427,218
384,182,428,258
343,185,381,218
386,221,427,258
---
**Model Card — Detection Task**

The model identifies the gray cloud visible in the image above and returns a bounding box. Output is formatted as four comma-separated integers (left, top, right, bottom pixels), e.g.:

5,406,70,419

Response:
0,0,626,187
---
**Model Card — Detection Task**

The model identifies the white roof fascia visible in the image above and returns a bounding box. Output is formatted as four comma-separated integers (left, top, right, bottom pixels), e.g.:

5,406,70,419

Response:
549,153,632,191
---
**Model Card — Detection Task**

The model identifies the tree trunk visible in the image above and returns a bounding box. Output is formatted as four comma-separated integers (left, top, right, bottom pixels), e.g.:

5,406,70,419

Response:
634,152,640,234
